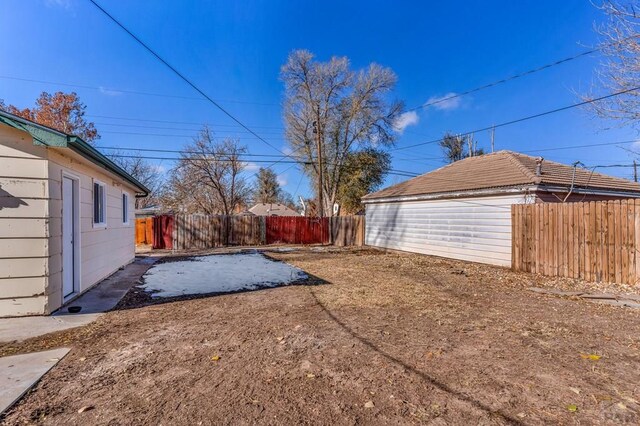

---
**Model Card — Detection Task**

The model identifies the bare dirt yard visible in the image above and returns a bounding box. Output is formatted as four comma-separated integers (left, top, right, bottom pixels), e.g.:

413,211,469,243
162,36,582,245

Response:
2,248,640,425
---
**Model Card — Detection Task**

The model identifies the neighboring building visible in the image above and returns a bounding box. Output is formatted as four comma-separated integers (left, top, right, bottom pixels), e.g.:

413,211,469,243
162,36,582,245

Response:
0,111,149,317
363,151,640,267
248,203,301,217
135,205,160,218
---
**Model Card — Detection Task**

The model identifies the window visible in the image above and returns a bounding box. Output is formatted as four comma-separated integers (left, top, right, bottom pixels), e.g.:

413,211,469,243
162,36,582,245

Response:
122,193,129,224
93,181,106,226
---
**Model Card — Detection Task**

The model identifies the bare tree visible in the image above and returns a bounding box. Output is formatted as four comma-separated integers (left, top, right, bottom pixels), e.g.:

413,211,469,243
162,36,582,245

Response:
160,127,250,215
587,1,640,126
281,50,403,216
439,132,485,163
160,164,219,214
107,151,163,209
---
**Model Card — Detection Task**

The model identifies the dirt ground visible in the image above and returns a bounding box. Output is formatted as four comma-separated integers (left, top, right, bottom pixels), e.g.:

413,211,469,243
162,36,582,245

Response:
2,248,640,425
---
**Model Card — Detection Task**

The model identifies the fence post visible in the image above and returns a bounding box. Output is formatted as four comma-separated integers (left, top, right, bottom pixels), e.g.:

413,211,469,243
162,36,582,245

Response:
510,205,517,271
635,199,640,285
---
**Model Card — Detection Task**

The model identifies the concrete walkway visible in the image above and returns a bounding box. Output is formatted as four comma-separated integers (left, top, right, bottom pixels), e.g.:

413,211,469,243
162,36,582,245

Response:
0,314,101,344
0,255,159,343
0,348,70,414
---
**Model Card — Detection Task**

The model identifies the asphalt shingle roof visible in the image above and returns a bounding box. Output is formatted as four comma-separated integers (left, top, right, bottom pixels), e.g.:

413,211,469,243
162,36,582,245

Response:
248,203,300,216
364,150,640,200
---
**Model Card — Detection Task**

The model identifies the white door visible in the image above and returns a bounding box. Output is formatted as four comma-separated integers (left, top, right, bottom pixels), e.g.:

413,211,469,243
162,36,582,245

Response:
62,176,76,298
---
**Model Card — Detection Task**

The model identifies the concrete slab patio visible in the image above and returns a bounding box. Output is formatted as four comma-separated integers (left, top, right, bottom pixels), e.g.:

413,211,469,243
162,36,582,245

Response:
0,348,70,414
0,255,159,343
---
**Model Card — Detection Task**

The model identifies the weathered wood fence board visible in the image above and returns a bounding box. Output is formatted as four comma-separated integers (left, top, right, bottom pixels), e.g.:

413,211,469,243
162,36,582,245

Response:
165,214,365,250
231,215,263,246
135,218,153,245
330,216,365,247
512,200,639,285
172,215,264,250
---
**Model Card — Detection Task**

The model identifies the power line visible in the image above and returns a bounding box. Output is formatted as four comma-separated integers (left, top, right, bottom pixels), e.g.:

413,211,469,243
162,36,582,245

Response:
392,85,640,152
88,114,284,130
292,173,305,200
106,153,302,164
102,148,637,201
103,153,418,177
405,47,599,113
405,37,640,114
99,142,640,174
87,0,291,158
0,75,279,107
520,139,639,153
99,130,284,141
96,146,290,157
97,139,639,181
390,140,640,164
94,121,284,135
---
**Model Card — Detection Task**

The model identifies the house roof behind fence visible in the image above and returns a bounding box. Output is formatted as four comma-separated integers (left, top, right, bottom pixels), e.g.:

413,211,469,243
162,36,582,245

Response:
248,203,301,216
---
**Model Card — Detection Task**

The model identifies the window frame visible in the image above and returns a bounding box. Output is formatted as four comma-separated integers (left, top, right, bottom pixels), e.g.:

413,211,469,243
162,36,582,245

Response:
93,180,107,228
122,192,130,225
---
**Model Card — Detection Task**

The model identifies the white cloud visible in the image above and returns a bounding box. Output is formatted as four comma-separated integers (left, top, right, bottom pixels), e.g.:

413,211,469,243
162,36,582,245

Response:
44,0,72,9
277,174,288,187
99,86,123,97
151,164,167,174
424,93,462,111
393,111,419,134
244,162,260,172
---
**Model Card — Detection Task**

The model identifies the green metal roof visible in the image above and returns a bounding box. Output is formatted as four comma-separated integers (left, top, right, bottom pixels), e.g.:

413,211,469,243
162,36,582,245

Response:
0,110,150,196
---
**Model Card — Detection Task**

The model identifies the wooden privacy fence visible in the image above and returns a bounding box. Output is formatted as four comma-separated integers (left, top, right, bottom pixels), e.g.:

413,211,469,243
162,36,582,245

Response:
173,214,263,250
165,214,365,250
330,216,365,247
512,200,640,285
135,218,153,245
265,217,329,245
153,215,174,250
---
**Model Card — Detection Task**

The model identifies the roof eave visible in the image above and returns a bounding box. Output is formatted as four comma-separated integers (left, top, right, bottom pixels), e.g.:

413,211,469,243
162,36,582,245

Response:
362,185,538,204
537,184,640,198
67,137,150,196
0,110,150,196
362,183,640,204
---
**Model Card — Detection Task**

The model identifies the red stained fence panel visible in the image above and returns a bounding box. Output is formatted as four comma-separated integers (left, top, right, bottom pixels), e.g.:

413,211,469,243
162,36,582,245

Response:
266,216,329,245
152,215,174,249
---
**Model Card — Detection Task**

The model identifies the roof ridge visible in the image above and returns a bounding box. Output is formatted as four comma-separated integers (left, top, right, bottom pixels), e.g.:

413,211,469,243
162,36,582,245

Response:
502,151,540,184
513,152,636,186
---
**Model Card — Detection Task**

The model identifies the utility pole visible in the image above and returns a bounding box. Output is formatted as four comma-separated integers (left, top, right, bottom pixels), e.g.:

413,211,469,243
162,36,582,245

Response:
490,126,495,153
313,120,324,217
634,160,638,182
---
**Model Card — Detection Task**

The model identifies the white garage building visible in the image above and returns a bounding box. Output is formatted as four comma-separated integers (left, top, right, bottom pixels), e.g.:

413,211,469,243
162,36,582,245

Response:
0,110,149,317
363,151,640,267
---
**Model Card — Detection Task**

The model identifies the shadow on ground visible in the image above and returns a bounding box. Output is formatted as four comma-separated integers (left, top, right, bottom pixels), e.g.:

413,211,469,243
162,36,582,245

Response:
309,288,523,425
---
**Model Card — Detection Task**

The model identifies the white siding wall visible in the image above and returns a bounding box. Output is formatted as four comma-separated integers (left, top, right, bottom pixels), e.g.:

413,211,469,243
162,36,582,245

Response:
0,127,50,316
46,149,137,313
365,194,527,267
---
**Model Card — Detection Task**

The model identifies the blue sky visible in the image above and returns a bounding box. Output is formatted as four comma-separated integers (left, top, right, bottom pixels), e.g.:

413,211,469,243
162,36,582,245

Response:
2,0,639,201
